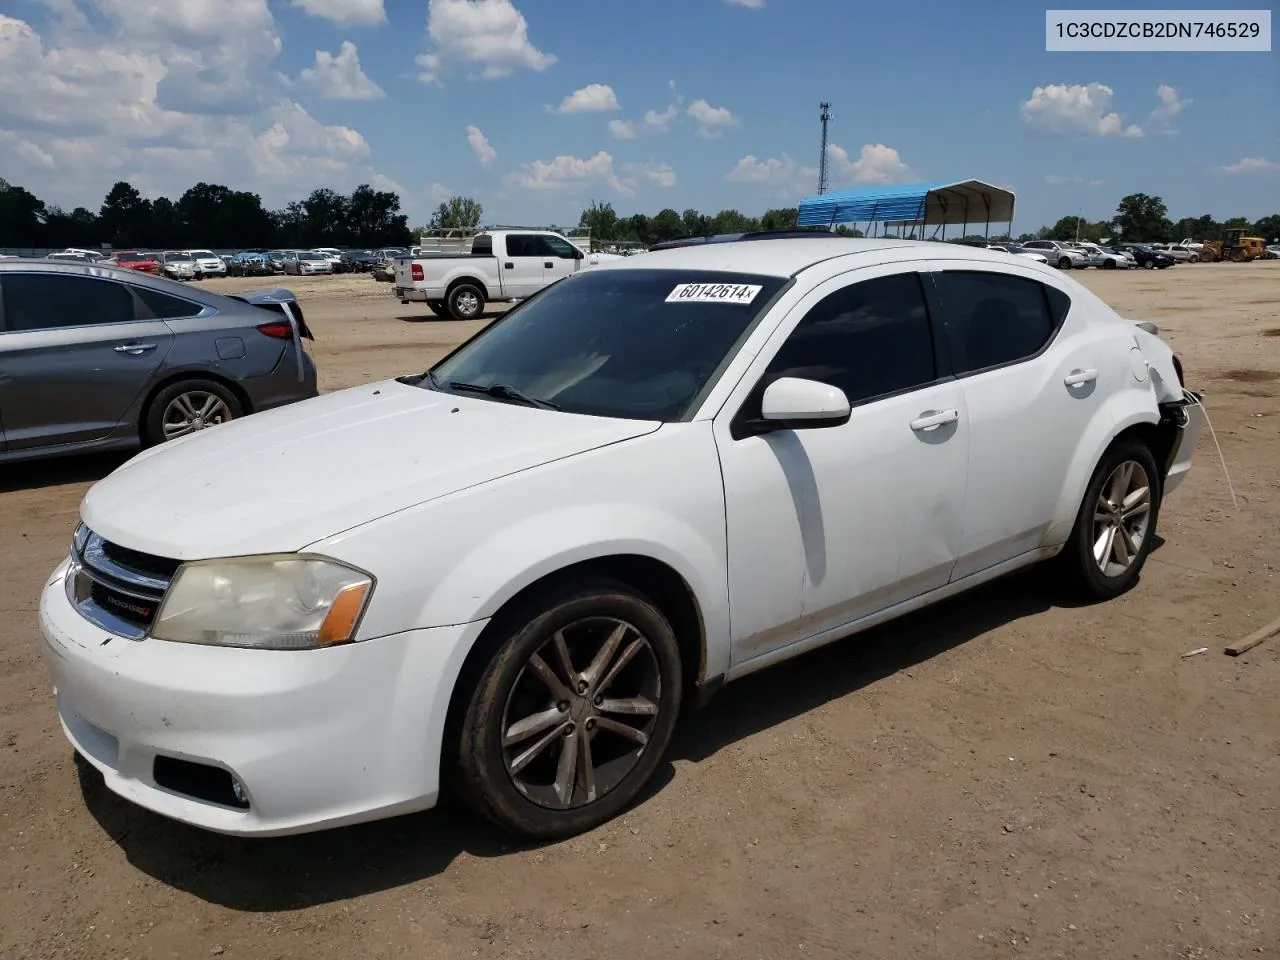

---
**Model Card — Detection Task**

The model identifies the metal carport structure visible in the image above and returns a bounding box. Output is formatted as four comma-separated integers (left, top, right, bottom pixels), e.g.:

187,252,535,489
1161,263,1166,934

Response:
796,179,1016,240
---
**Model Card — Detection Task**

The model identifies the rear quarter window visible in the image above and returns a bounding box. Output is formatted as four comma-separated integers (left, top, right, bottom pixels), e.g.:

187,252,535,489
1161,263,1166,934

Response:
932,270,1067,374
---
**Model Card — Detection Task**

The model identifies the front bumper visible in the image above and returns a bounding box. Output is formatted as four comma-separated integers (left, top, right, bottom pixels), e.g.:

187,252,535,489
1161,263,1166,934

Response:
40,565,486,836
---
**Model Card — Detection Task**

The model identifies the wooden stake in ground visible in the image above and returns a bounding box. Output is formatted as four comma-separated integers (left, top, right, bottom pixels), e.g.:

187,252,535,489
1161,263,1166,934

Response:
1224,613,1280,657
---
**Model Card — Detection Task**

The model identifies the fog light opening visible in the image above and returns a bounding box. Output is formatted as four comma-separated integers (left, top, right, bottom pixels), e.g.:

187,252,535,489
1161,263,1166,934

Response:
231,777,247,805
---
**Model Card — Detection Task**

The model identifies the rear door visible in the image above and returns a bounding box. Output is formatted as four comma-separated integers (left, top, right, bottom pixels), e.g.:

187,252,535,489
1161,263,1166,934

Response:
538,234,583,287
0,271,175,450
499,234,545,298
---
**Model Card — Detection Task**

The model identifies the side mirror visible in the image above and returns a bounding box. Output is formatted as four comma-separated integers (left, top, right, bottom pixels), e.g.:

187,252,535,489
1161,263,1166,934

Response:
758,377,851,430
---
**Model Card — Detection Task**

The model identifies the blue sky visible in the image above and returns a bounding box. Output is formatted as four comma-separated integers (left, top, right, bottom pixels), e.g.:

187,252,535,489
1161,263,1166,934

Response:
1,0,1276,232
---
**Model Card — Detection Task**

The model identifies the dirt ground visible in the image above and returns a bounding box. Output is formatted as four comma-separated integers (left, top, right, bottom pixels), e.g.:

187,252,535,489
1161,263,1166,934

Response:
2,264,1278,960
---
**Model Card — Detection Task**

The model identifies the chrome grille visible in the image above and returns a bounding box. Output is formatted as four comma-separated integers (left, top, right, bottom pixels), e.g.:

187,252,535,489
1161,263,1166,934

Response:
66,526,178,639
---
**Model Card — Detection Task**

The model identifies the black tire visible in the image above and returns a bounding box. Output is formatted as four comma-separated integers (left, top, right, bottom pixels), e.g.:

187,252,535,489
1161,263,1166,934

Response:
455,578,683,839
1057,256,1072,269
447,283,485,320
142,378,242,447
1060,438,1162,600
426,300,446,315
1142,260,1155,269
1102,259,1115,270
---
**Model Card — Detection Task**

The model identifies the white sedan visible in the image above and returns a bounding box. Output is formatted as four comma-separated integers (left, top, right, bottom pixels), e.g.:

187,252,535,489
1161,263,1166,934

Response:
40,239,1204,839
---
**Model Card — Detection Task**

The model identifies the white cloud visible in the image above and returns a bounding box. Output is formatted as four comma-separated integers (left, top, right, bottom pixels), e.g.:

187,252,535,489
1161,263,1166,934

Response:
427,182,453,202
643,105,678,132
508,151,628,194
294,42,385,100
1046,173,1105,186
416,0,555,84
623,161,677,189
466,124,496,166
687,98,739,138
290,0,386,26
1020,82,1144,138
724,153,817,197
726,0,765,6
827,143,913,185
552,83,619,114
0,12,402,214
608,119,637,140
1219,156,1280,174
1146,84,1191,134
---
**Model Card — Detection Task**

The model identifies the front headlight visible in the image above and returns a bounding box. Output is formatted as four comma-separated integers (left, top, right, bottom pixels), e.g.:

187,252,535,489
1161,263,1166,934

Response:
151,555,374,650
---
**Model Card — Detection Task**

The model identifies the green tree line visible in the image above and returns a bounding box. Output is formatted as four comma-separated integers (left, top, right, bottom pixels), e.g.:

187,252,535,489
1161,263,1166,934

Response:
1030,194,1279,245
0,178,412,251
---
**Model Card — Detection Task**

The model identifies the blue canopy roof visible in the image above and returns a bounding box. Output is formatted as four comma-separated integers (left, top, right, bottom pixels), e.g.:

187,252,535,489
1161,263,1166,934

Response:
797,179,1015,228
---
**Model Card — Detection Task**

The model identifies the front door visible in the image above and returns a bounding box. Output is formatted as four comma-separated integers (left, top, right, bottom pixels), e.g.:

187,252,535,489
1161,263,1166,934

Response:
715,267,970,666
500,234,546,299
927,263,1106,579
0,272,174,450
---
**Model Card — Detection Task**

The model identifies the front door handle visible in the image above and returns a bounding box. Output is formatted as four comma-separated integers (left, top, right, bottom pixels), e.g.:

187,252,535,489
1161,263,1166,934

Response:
1064,368,1098,387
544,261,554,268
114,343,157,355
504,262,514,269
910,409,960,432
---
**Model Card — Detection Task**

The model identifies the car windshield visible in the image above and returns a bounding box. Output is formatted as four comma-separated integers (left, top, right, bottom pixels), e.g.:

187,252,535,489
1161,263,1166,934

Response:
189,250,215,258
425,268,789,421
300,253,326,261
166,253,193,261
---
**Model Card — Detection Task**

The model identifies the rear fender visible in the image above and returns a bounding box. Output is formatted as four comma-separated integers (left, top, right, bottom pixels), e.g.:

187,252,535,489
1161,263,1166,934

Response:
1043,392,1160,548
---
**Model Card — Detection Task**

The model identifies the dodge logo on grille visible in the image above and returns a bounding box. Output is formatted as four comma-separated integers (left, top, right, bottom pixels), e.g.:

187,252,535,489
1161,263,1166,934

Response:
102,593,154,619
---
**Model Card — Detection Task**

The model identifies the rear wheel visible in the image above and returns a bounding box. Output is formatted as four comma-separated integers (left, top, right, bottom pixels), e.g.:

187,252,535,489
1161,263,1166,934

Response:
1061,439,1161,600
143,379,242,447
447,284,485,320
455,580,683,838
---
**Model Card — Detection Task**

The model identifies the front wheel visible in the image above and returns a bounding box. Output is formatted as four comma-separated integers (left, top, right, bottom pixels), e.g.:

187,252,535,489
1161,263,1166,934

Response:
1142,260,1155,269
455,580,683,839
447,284,485,320
1102,259,1116,270
1060,440,1162,600
1057,256,1072,269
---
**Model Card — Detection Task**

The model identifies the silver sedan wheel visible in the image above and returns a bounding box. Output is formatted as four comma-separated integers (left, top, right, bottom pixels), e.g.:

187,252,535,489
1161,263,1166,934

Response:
162,391,233,439
1092,460,1152,577
501,617,661,811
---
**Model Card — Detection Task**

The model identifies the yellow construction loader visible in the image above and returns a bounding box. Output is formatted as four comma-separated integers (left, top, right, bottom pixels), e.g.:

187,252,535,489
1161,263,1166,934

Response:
1202,229,1268,262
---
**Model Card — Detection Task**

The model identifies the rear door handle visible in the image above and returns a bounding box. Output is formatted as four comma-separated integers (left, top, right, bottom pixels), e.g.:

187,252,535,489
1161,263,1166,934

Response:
114,343,157,355
504,262,514,269
910,409,960,432
1064,368,1098,387
544,261,554,268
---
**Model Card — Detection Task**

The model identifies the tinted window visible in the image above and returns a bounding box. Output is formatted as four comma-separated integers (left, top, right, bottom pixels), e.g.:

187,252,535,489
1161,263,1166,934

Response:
542,236,579,259
505,235,539,257
759,272,937,406
2,273,137,332
932,271,1058,373
471,235,493,256
429,269,788,421
135,286,203,320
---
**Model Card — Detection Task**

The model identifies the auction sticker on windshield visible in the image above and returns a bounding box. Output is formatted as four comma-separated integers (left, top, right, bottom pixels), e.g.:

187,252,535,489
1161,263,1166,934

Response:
665,282,763,305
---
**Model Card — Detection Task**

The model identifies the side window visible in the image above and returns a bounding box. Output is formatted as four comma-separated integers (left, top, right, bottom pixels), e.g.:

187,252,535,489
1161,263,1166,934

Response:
505,235,538,257
541,236,579,259
758,272,937,407
932,271,1061,374
135,286,203,320
471,235,493,256
1,273,137,332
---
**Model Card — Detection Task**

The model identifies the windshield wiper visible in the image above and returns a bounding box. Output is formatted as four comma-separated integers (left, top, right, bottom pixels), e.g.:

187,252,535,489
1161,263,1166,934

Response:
446,381,560,410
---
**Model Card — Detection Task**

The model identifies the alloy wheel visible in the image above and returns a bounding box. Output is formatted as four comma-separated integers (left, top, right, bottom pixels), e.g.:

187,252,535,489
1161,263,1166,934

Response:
162,391,233,439
1092,460,1152,577
456,291,480,316
500,617,661,810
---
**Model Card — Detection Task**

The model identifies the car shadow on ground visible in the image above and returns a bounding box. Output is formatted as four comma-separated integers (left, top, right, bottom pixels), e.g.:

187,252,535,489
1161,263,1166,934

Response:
79,564,1113,913
0,451,131,493
396,311,501,323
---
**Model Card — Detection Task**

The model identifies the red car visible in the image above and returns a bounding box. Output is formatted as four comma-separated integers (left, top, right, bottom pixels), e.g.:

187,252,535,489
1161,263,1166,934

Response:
114,251,160,275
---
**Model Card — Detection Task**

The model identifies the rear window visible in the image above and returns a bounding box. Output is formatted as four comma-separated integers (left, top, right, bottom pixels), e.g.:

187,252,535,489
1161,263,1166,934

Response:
428,268,789,421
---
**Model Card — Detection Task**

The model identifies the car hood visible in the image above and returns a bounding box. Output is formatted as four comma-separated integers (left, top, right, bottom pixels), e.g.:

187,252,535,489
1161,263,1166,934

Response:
81,380,661,561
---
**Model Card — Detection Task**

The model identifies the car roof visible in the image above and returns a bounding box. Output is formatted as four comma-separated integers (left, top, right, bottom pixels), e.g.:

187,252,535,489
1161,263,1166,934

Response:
598,237,1047,279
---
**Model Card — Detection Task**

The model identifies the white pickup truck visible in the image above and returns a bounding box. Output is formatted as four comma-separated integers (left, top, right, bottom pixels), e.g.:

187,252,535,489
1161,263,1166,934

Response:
394,229,598,319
